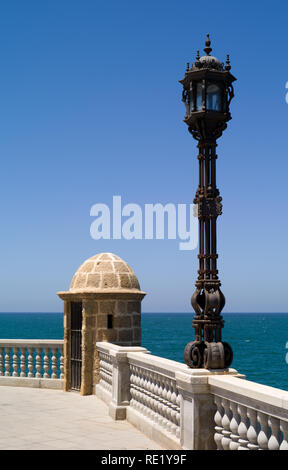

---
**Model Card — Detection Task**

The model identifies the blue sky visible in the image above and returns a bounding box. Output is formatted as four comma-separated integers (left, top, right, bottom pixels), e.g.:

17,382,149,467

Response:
0,0,288,313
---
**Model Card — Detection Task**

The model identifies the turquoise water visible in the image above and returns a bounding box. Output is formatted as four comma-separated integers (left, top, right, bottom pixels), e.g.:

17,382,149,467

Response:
0,312,287,391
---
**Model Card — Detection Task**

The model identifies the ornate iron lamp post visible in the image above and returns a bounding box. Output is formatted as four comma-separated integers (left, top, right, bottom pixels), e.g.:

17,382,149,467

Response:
179,34,236,369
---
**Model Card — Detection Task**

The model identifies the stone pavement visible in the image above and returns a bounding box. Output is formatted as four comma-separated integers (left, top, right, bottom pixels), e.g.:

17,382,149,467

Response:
0,386,163,450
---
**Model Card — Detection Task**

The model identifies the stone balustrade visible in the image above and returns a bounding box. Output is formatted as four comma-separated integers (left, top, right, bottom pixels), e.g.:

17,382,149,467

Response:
129,362,180,442
127,350,182,448
95,342,288,450
209,375,288,450
0,340,64,389
98,348,113,401
1,339,287,450
96,342,183,448
96,342,239,449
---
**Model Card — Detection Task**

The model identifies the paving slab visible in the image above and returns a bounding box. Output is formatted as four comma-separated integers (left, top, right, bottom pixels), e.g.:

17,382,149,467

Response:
0,386,163,450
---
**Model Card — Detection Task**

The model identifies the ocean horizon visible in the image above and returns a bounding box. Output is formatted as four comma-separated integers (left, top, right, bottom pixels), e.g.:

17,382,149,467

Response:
0,312,287,391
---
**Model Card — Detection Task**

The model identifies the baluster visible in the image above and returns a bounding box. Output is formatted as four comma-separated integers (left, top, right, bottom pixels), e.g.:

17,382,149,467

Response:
102,357,108,390
150,371,157,421
150,372,158,423
134,367,141,412
20,347,26,377
145,371,152,419
162,376,168,403
237,405,249,450
155,375,163,426
129,365,135,406
138,369,145,413
153,373,160,422
168,381,175,434
103,357,110,391
108,360,113,392
161,377,168,428
35,347,42,378
165,379,172,430
60,351,64,380
247,408,259,450
102,357,108,389
137,368,144,413
162,377,171,432
5,347,11,376
168,381,177,435
0,347,4,376
133,366,139,411
129,366,135,407
144,371,151,419
151,373,158,423
159,377,168,429
43,348,50,378
99,359,103,379
130,365,136,407
149,372,157,423
170,382,178,437
141,369,148,414
153,373,161,425
268,416,281,450
163,381,170,431
27,347,34,377
229,401,240,450
257,412,269,450
214,396,224,450
51,348,58,379
176,393,181,439
221,398,232,450
12,347,19,377
280,420,288,450
142,373,148,414
142,370,149,417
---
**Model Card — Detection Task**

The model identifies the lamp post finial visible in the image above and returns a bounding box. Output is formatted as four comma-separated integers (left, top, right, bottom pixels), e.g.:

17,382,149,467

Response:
225,54,231,71
204,33,212,56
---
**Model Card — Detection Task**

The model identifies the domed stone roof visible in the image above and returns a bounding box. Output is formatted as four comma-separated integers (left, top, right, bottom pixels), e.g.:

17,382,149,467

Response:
69,252,142,293
199,55,222,69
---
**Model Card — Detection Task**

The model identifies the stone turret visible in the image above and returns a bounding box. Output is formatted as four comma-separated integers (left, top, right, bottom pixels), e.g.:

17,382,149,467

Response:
57,252,146,395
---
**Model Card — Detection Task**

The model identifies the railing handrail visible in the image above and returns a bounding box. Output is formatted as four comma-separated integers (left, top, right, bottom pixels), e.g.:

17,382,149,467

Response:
96,342,148,354
96,341,238,378
0,339,64,348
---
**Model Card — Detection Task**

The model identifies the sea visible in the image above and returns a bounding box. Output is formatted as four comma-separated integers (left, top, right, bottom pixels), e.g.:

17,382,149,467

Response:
0,312,287,391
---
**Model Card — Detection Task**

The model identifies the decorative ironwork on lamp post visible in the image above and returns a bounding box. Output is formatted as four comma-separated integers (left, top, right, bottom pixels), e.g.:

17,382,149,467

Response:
179,34,236,369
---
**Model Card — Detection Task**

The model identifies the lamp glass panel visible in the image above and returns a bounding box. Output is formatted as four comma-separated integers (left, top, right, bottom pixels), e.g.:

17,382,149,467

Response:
195,83,202,111
206,83,222,111
189,90,194,113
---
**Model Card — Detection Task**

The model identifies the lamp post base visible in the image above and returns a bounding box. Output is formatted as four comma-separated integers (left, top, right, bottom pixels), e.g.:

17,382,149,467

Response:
184,341,233,369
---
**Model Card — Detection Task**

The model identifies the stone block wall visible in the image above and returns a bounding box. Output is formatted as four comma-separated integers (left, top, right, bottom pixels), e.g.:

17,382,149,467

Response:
96,300,141,346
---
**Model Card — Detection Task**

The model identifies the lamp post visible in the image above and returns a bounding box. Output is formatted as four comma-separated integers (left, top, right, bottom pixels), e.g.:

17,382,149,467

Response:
179,34,236,369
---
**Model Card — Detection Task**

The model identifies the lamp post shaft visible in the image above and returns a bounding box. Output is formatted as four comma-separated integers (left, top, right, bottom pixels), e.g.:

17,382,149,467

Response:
180,35,236,369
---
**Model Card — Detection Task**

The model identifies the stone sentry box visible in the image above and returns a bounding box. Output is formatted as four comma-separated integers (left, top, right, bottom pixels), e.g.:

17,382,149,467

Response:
57,252,146,396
